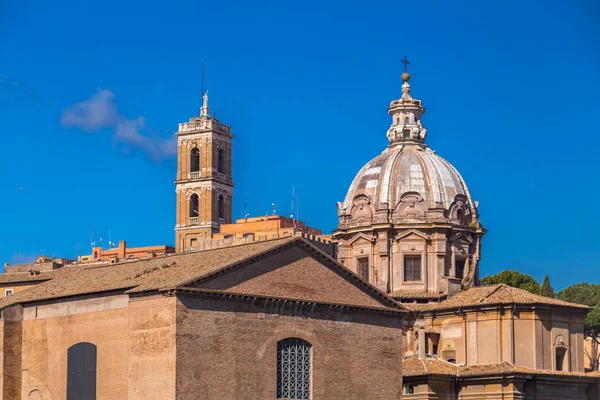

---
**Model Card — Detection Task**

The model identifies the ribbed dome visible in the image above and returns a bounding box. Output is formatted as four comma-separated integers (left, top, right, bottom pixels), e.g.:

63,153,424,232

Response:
341,144,473,212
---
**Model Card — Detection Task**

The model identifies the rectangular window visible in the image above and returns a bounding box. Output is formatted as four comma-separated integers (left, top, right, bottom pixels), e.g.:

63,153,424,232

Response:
190,238,198,250
5,289,13,296
456,259,465,279
404,256,421,281
357,258,369,282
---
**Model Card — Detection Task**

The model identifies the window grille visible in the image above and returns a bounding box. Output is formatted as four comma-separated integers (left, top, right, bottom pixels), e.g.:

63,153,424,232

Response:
277,338,311,399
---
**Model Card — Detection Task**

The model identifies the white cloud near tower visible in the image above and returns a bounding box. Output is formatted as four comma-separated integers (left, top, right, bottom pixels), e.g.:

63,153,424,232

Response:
60,89,176,161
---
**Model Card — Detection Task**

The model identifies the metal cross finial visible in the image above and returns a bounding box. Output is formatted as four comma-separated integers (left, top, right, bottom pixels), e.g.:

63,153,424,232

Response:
401,55,410,72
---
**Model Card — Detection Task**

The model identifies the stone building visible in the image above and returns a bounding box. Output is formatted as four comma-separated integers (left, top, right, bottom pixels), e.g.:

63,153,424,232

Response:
333,69,485,299
334,67,600,398
0,238,405,399
174,92,234,252
79,240,174,262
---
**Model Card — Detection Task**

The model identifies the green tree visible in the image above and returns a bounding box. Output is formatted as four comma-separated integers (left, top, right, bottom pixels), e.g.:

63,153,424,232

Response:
540,274,555,298
480,270,541,294
557,283,600,371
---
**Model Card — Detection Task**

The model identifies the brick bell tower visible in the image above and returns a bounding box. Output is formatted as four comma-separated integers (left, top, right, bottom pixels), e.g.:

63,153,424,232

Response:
175,92,234,252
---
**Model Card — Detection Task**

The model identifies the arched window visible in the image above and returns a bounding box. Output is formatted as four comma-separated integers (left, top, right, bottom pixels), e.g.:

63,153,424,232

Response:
67,342,97,400
555,335,568,371
556,347,567,371
217,148,225,174
190,194,199,218
218,195,225,220
190,148,200,173
277,338,311,400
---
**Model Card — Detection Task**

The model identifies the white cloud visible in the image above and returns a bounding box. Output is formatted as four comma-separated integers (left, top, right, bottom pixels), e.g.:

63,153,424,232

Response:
60,89,175,161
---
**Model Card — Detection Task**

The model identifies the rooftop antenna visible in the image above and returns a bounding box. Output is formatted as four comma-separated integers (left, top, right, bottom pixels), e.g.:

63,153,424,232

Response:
272,203,277,216
74,241,80,256
108,230,115,249
99,229,103,249
202,60,205,95
90,224,95,250
291,186,296,229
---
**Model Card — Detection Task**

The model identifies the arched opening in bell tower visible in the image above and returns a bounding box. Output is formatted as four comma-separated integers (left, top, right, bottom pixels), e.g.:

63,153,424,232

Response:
190,148,200,173
217,148,225,174
190,194,199,218
218,195,225,220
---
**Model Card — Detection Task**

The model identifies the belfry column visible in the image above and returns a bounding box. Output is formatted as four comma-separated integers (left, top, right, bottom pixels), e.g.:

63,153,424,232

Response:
174,92,235,252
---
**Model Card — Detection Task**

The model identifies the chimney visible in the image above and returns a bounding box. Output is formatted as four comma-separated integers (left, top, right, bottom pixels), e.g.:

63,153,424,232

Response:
118,241,126,259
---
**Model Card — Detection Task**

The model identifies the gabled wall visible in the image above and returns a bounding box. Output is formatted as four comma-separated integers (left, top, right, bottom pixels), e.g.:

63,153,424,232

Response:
175,294,404,400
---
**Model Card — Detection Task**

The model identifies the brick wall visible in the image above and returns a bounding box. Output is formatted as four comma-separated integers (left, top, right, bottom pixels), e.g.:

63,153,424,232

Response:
175,294,404,400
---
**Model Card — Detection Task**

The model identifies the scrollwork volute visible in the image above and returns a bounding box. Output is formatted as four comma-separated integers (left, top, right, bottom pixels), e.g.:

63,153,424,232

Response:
393,192,426,219
350,195,374,224
448,194,471,226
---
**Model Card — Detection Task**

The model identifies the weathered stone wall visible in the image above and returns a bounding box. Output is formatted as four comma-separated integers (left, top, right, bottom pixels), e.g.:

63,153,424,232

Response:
128,295,177,400
1,306,23,400
15,293,176,400
175,295,404,400
20,294,130,399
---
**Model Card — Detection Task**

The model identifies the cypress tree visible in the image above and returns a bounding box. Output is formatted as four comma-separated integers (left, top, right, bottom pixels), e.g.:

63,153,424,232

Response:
540,274,555,298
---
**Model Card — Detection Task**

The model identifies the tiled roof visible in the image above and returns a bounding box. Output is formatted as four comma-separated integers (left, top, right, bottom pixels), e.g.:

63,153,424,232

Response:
0,238,296,309
0,272,54,284
390,290,447,299
401,284,589,312
403,358,600,379
402,356,457,377
459,362,600,378
0,238,404,312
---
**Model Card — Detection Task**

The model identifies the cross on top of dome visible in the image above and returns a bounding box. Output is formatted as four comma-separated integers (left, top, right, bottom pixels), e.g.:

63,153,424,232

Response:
386,57,427,144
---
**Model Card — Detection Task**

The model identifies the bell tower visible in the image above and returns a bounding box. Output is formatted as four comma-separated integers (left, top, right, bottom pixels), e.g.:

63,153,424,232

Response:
174,92,234,252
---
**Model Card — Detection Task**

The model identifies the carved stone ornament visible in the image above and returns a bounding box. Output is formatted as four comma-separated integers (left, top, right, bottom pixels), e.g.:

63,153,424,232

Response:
394,192,426,218
350,195,373,223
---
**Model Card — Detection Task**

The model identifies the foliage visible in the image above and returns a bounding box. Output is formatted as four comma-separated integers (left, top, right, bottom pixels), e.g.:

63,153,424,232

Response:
556,283,600,308
540,275,555,298
479,270,541,294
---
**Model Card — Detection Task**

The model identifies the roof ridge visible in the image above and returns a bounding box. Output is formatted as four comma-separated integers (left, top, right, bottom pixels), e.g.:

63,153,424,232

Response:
477,284,506,302
420,358,429,374
165,237,301,289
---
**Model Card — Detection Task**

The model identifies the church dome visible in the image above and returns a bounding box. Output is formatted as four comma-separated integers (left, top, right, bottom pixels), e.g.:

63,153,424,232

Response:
337,69,478,226
341,145,473,212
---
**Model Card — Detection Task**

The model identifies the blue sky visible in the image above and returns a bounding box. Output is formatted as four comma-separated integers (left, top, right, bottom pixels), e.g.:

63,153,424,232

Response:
1,0,599,290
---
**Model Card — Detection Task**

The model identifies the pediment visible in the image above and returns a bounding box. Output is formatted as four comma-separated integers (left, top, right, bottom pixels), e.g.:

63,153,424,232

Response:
395,229,430,241
181,239,403,312
348,233,376,245
450,232,474,244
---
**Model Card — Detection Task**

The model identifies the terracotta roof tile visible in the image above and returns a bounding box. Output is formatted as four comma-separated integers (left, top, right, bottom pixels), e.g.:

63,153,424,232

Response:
401,284,589,312
390,291,447,299
458,362,600,378
0,238,403,313
403,358,600,379
402,357,457,377
0,238,296,309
